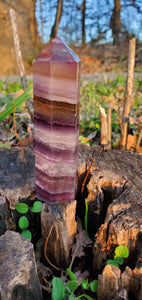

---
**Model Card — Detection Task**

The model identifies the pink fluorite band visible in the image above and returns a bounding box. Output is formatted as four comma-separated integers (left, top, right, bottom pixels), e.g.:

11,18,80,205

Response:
33,37,80,204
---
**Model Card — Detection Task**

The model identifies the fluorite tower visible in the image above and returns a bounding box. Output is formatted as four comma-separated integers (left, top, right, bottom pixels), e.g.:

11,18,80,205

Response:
33,37,80,204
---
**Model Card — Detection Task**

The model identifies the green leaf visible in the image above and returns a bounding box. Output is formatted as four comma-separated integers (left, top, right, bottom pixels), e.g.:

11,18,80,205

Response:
114,256,124,265
106,259,119,268
15,203,29,214
5,145,11,149
90,280,98,292
18,216,29,229
81,279,89,290
0,142,4,148
95,123,100,130
115,245,129,258
65,280,78,292
0,84,33,121
66,269,78,281
52,277,65,300
21,230,32,240
84,198,88,233
31,201,43,213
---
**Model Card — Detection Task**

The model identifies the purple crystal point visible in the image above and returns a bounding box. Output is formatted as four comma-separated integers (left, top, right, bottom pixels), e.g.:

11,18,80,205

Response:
33,37,80,204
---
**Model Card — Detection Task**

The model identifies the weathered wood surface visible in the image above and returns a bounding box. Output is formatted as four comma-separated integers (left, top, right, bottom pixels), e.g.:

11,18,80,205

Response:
0,231,43,300
78,144,142,273
0,145,142,272
0,147,35,208
41,200,77,268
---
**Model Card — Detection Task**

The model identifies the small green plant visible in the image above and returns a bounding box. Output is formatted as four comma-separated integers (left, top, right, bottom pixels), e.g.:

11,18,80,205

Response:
0,84,33,121
0,141,11,149
51,269,98,300
82,278,98,293
106,245,129,268
15,200,43,240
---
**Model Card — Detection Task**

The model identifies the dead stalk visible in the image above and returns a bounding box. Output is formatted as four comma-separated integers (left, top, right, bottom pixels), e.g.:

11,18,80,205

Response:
9,8,33,118
135,129,142,153
81,159,95,195
99,105,108,147
120,38,136,149
107,107,112,149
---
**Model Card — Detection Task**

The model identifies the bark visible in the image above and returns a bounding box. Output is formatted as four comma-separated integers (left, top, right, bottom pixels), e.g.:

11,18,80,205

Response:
120,38,136,149
111,0,121,45
50,0,63,39
82,0,86,45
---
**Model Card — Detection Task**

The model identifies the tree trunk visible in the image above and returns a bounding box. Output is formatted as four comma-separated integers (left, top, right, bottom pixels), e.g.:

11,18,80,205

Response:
50,0,63,40
40,0,44,42
111,0,121,45
82,0,86,45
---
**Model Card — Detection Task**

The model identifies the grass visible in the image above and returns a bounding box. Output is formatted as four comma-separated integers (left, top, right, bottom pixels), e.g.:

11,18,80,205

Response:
0,76,141,147
80,75,142,142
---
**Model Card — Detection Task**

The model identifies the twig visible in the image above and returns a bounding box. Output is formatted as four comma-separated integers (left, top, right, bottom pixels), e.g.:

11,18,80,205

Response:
120,38,136,149
81,159,95,195
44,225,61,271
118,105,123,136
9,8,33,119
135,129,142,153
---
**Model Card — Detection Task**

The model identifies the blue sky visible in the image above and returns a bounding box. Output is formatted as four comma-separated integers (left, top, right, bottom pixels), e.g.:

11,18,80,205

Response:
35,0,142,44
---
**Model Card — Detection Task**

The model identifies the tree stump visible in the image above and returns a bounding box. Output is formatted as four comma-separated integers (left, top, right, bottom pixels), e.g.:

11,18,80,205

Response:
77,144,142,273
0,145,142,274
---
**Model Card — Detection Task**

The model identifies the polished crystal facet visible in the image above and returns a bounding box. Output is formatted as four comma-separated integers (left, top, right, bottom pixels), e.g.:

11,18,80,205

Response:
33,37,80,204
